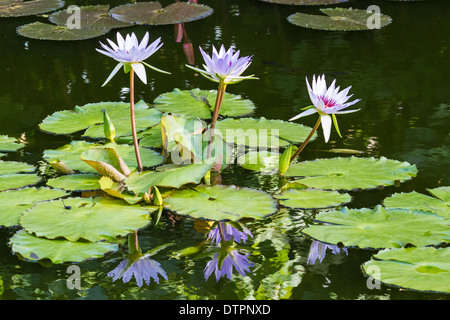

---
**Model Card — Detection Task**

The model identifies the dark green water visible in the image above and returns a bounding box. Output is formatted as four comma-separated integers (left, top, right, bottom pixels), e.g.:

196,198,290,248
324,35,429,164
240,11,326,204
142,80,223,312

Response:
0,0,449,300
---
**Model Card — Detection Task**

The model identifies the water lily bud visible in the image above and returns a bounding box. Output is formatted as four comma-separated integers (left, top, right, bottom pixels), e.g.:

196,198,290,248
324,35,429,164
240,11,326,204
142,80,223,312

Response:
152,186,163,206
279,145,296,176
102,109,116,143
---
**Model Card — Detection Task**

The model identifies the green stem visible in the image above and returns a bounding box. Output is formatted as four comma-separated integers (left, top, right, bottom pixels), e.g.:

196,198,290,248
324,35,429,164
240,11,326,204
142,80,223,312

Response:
130,68,143,173
207,80,227,159
290,116,321,163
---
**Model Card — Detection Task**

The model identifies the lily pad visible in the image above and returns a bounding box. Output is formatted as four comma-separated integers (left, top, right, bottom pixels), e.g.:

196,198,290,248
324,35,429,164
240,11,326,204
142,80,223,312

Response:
215,117,315,148
0,187,67,227
20,197,152,242
17,22,111,41
109,1,213,26
0,160,41,192
287,8,392,31
237,151,281,173
363,247,450,294
258,0,348,5
164,184,277,221
46,174,101,191
43,141,164,173
302,206,450,249
10,230,118,264
0,135,24,153
0,0,64,18
274,189,351,209
153,88,255,119
49,5,130,29
284,156,418,191
39,100,161,138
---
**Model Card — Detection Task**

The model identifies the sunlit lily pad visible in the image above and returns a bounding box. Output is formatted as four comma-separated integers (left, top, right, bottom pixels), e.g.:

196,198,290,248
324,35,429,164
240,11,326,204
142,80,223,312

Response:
0,160,41,192
109,1,213,26
43,141,164,173
10,230,118,264
302,206,450,249
153,88,255,119
237,151,281,173
258,0,348,5
46,174,101,192
287,8,392,31
215,117,315,148
49,5,130,29
285,157,418,191
0,187,67,227
20,197,152,242
39,100,161,138
165,184,277,221
0,135,24,153
363,247,450,294
274,189,351,209
0,0,64,18
17,22,111,41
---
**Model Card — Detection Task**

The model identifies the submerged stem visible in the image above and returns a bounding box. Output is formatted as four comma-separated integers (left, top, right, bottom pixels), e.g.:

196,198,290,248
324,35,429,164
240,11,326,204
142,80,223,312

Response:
290,116,321,163
130,68,143,173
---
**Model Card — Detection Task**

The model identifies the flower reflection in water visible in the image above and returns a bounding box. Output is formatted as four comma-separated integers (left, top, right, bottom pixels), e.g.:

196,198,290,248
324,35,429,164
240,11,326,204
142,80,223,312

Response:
307,240,348,265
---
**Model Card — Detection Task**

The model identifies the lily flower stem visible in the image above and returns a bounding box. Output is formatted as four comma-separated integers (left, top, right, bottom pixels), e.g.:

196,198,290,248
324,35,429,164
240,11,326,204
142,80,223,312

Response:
130,68,143,173
290,116,322,163
207,80,227,159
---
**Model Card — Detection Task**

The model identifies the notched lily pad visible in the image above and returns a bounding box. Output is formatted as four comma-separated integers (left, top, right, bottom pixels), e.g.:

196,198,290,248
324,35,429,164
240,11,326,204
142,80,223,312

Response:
17,22,110,41
46,174,101,192
0,0,65,18
274,189,351,209
0,135,25,153
0,160,41,192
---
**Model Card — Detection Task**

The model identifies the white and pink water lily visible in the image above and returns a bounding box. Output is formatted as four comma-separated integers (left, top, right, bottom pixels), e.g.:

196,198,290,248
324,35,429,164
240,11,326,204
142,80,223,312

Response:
96,31,169,86
186,44,257,84
290,75,361,143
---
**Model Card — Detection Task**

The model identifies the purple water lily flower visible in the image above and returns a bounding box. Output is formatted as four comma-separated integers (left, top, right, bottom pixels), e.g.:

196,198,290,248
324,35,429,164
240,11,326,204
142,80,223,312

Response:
204,249,254,281
307,240,348,265
207,222,253,246
96,31,168,86
108,255,168,287
290,75,360,143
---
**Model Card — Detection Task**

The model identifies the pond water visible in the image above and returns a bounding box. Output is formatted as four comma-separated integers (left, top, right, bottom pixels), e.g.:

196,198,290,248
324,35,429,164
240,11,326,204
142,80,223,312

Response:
0,0,449,300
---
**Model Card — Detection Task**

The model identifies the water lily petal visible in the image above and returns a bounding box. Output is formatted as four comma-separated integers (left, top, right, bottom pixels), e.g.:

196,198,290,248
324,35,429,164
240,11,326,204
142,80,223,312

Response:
102,62,124,87
131,62,147,84
289,107,317,121
320,113,332,143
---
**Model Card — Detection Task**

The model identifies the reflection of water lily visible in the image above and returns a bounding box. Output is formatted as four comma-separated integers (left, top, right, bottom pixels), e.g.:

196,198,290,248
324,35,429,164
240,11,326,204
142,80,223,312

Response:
207,222,253,246
204,248,254,281
307,240,348,265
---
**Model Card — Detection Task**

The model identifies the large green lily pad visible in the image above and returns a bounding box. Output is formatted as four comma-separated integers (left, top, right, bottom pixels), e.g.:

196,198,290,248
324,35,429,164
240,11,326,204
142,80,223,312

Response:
0,187,67,227
274,189,351,209
215,117,315,148
285,156,418,191
0,0,64,18
0,160,41,192
17,22,111,41
46,174,101,192
302,206,450,249
39,100,161,138
0,135,24,153
109,1,213,26
20,197,152,242
153,88,255,119
165,184,277,221
236,151,281,173
10,230,119,264
363,247,450,294
287,8,392,31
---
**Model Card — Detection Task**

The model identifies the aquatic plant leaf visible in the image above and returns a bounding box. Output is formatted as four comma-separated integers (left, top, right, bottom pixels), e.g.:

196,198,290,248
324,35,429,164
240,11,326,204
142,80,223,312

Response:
0,187,67,227
237,151,281,173
10,230,118,264
17,22,110,41
0,135,24,152
43,141,164,173
49,5,130,29
80,148,131,182
215,117,315,148
0,160,40,191
109,1,213,26
46,174,101,191
0,0,64,18
302,206,450,249
258,0,348,5
153,88,255,119
285,156,418,191
274,189,351,209
164,185,277,221
287,8,392,31
39,101,161,138
98,176,144,205
138,124,163,148
0,160,34,174
363,247,450,294
427,186,450,205
20,197,152,242
383,189,450,219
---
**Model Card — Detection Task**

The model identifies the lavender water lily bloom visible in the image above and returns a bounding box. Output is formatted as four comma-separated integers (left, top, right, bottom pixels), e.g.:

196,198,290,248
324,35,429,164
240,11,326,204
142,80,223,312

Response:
290,75,361,143
204,249,254,281
207,222,253,246
96,31,168,86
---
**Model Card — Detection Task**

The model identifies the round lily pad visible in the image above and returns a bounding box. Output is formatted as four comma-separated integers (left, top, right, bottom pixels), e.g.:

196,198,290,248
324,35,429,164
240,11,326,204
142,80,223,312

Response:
153,88,255,119
258,0,348,5
10,230,119,264
0,0,65,18
302,206,450,249
109,1,213,26
284,156,418,191
287,8,392,31
0,160,41,192
20,197,152,242
49,5,130,29
46,174,101,192
0,187,67,227
363,247,450,294
0,135,24,153
274,189,351,209
164,184,277,221
17,22,111,41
